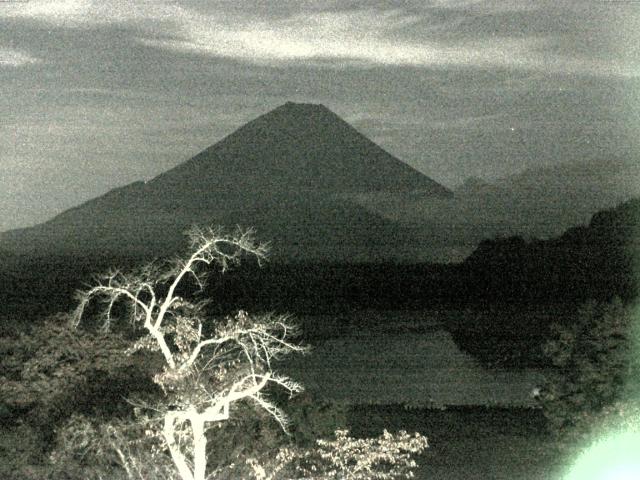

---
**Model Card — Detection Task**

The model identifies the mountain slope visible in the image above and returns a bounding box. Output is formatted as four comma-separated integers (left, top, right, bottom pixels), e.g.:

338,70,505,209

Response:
352,157,640,261
0,102,450,262
152,101,452,195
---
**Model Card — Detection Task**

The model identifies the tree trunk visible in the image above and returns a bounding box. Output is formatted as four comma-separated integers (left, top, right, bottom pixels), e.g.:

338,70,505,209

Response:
191,417,208,480
163,413,195,480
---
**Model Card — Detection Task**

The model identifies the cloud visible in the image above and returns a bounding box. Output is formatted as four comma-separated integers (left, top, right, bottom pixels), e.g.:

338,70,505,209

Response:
427,0,538,13
1,0,91,24
426,113,509,130
1,1,638,77
3,2,533,69
0,47,40,67
139,8,543,70
0,0,181,27
135,8,637,78
543,55,639,80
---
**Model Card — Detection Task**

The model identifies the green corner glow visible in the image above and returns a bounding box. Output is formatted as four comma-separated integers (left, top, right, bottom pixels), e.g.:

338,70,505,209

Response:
564,432,640,480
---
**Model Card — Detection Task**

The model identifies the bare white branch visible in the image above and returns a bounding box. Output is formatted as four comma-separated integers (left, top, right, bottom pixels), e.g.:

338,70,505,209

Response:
70,225,302,480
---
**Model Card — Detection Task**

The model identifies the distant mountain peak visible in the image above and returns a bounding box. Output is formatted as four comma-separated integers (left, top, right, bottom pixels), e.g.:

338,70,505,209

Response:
246,101,343,132
259,100,348,126
1,103,451,261
158,102,452,195
259,101,333,118
281,100,328,110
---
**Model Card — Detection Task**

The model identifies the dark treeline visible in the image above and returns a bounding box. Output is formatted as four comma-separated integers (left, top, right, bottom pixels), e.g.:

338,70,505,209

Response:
449,197,639,368
463,197,639,305
1,198,638,334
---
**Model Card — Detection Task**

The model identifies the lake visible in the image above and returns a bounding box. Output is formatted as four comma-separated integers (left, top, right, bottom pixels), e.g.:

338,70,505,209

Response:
284,311,546,407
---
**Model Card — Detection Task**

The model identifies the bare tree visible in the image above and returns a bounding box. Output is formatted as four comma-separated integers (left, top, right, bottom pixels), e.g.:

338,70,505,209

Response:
72,226,307,480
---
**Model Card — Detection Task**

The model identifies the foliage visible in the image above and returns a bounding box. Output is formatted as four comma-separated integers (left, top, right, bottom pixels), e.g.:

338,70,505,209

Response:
3,225,430,480
0,423,50,480
537,297,639,447
0,313,145,433
47,413,179,480
43,394,350,480
198,392,348,470
241,429,428,480
283,393,349,447
71,226,307,480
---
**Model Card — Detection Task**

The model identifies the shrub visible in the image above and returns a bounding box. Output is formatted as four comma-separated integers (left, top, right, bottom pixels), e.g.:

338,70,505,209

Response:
242,429,428,480
48,413,180,480
538,297,639,447
0,313,150,444
0,423,49,480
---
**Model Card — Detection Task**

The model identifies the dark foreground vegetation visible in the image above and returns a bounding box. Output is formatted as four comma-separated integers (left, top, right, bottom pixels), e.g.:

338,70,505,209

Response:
0,198,638,478
2,228,429,480
349,405,561,480
0,403,562,480
2,294,638,478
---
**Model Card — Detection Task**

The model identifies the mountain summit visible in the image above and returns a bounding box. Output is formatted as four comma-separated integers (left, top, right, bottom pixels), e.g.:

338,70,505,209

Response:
1,102,450,261
152,101,450,195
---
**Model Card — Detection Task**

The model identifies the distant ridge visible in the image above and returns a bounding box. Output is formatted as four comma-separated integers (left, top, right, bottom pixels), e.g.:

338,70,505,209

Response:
350,156,640,261
1,102,450,262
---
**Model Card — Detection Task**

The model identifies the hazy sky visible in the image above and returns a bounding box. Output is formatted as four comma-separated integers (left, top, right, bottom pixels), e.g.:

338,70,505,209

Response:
1,0,639,232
